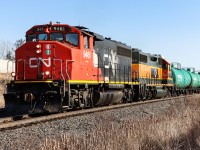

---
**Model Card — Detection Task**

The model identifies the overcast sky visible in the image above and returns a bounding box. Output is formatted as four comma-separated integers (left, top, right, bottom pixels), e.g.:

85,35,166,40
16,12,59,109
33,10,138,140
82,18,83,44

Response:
0,0,200,69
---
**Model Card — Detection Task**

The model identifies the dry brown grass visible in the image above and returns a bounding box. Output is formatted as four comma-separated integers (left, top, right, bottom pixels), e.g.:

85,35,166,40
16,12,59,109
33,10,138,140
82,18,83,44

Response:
41,96,200,150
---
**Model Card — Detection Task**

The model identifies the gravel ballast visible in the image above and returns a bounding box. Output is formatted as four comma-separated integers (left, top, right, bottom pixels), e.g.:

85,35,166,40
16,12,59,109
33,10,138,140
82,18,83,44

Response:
0,96,190,150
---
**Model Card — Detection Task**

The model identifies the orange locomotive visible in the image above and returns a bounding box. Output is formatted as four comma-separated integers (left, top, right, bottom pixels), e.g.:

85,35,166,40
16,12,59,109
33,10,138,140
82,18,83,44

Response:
132,49,173,100
2,22,173,117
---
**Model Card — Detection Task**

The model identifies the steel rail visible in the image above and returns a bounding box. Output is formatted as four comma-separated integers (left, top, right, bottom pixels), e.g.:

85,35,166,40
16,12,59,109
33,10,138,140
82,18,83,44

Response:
0,95,195,131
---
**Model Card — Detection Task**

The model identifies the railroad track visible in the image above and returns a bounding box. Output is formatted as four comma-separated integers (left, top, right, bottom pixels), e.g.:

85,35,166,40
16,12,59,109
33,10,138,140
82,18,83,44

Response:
0,95,192,130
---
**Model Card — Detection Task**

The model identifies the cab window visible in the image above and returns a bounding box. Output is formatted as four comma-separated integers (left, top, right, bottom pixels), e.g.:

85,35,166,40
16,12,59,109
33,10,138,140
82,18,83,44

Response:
66,33,79,46
27,34,36,41
84,35,89,48
162,64,168,69
38,33,48,40
140,54,147,63
50,33,63,41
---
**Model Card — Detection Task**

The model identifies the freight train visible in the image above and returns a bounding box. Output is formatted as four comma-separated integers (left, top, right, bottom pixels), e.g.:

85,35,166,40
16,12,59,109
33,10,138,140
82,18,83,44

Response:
1,22,200,117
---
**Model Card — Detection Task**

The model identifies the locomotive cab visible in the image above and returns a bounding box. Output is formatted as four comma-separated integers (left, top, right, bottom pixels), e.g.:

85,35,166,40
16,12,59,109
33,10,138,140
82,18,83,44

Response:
15,22,82,80
26,22,80,47
15,22,97,81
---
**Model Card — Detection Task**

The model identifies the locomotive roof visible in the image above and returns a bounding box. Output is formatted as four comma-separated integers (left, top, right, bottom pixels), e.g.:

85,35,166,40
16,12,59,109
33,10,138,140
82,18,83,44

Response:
27,22,172,59
26,22,81,34
74,26,108,42
132,48,170,64
74,25,131,48
26,22,131,48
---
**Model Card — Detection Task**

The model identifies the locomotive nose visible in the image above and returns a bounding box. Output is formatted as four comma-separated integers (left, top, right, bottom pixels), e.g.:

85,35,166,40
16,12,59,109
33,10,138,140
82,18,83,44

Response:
27,43,53,80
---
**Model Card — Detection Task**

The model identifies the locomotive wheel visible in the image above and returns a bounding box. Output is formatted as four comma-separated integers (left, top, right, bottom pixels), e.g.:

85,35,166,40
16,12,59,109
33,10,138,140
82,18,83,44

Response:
123,89,133,103
86,97,93,108
128,89,134,103
165,90,172,98
176,91,180,96
68,98,75,110
171,89,177,97
146,90,153,100
80,98,86,109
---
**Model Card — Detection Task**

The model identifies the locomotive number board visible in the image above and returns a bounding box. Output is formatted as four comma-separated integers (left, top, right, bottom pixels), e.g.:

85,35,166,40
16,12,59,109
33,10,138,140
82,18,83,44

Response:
51,26,66,31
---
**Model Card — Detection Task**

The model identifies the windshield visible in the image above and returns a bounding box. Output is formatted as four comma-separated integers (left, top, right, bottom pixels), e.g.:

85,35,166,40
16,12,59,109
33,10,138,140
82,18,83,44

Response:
50,32,63,41
66,33,78,46
38,33,48,40
27,34,36,41
26,31,79,47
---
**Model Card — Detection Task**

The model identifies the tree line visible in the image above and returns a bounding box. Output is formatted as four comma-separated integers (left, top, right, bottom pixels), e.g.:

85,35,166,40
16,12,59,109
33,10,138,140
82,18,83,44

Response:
0,39,25,60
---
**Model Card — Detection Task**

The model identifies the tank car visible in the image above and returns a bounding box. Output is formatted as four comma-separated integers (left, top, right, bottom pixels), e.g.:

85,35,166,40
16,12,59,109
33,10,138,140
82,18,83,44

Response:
171,62,200,95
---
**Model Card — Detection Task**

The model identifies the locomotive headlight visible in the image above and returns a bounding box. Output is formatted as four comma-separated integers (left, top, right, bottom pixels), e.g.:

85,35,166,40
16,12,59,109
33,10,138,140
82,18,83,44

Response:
11,72,16,77
36,49,42,54
45,71,50,76
36,44,41,49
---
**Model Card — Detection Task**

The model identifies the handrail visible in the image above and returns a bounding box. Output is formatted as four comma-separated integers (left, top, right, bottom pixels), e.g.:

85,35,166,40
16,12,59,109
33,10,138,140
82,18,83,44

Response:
16,59,29,80
14,57,75,109
132,70,138,82
53,59,65,100
66,60,75,108
53,59,64,80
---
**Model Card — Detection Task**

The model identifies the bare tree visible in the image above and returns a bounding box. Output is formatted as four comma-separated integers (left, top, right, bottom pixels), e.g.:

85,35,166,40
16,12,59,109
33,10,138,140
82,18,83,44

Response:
10,39,26,60
14,39,25,49
0,40,14,60
0,39,25,60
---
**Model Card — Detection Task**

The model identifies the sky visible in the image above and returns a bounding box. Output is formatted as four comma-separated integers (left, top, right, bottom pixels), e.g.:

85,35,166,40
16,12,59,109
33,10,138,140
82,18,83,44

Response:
0,0,200,69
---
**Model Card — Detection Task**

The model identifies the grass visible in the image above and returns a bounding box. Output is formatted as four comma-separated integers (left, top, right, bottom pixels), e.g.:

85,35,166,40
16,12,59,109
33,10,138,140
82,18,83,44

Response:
41,95,200,150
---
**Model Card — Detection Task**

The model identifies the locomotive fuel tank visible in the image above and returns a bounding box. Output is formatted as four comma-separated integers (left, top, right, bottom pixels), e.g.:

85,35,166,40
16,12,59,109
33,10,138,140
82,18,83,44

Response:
92,91,123,106
154,86,167,98
171,63,192,89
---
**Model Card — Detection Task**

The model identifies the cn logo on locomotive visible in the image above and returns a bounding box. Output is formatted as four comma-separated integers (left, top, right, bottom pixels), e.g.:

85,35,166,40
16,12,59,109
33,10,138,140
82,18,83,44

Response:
29,57,51,68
